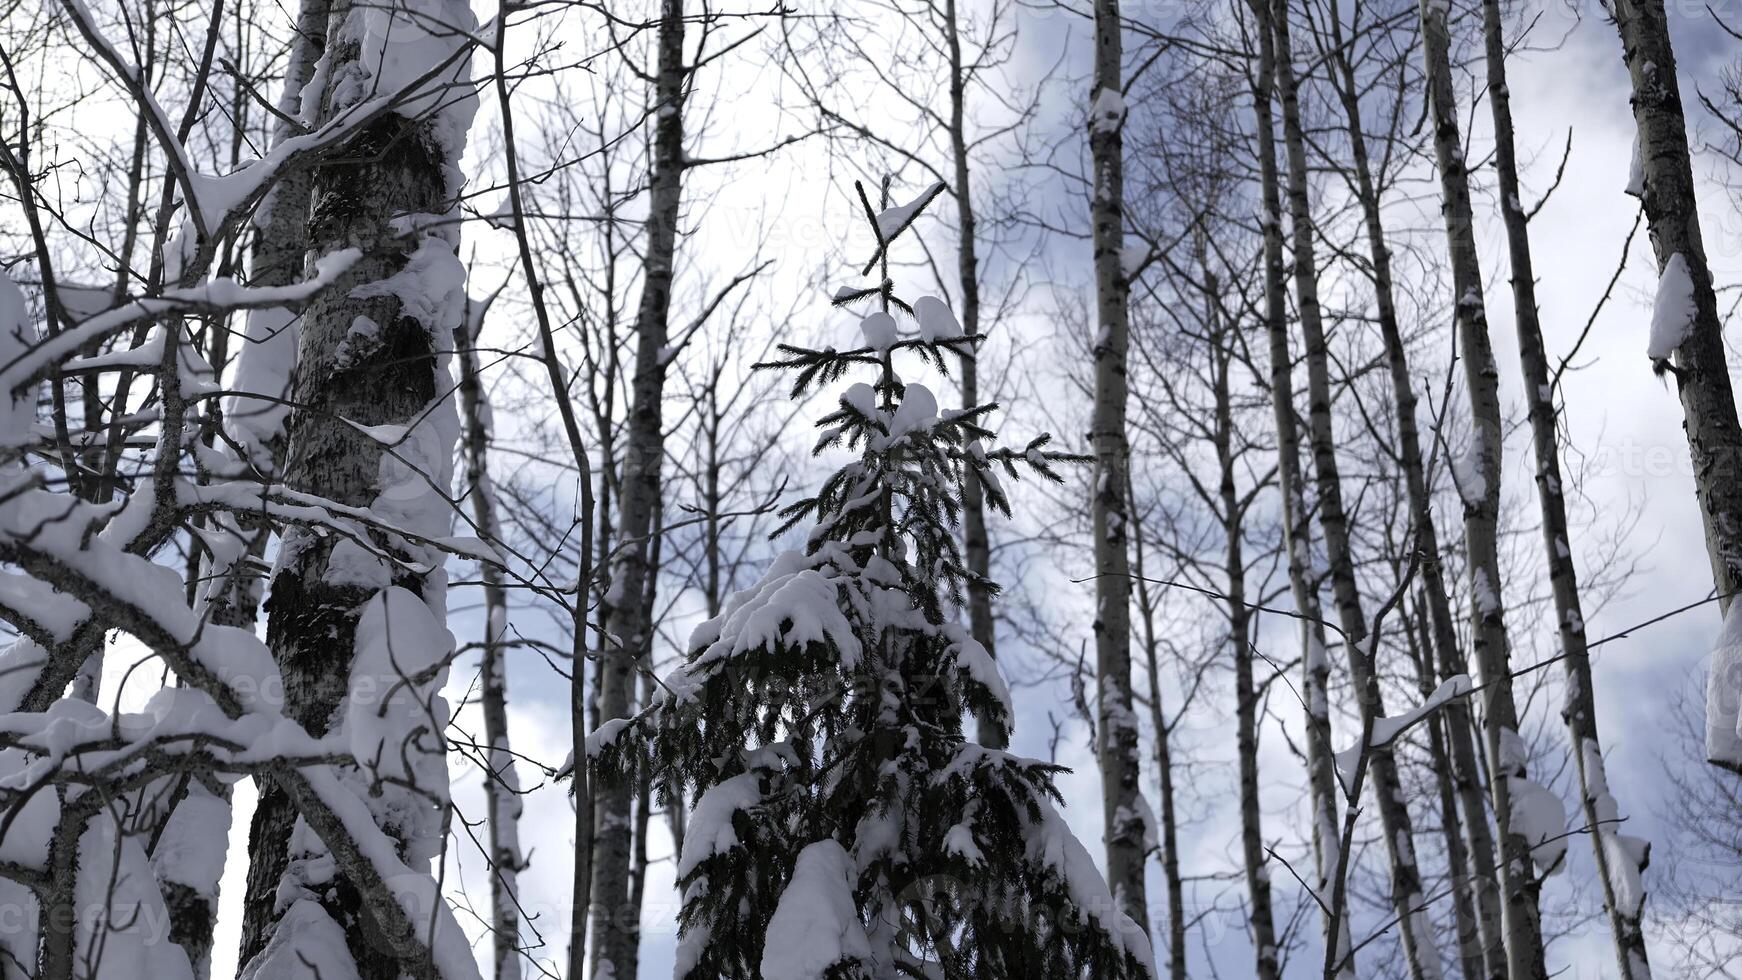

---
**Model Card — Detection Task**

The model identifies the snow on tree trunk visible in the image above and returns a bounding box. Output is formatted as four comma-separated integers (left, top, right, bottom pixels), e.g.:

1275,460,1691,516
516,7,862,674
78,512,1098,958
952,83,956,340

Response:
158,6,334,974
590,3,687,978
1608,0,1742,774
1245,3,1350,970
1482,1,1653,974
1321,7,1505,971
1419,1,1552,976
1274,2,1442,975
236,1,478,975
1086,0,1149,934
456,302,525,980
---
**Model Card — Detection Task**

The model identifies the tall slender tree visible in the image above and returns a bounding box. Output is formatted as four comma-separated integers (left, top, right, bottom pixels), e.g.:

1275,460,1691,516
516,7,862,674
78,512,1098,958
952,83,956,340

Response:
456,295,526,980
1310,0,1505,970
590,4,687,976
1088,0,1150,930
1244,0,1350,968
1608,0,1742,772
1482,1,1652,974
1418,1,1551,975
1274,2,1443,974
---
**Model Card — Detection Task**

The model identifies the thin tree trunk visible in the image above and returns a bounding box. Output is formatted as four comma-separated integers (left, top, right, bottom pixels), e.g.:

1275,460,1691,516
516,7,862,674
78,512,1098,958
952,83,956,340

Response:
1483,2,1652,972
590,4,686,976
1273,3,1442,976
457,305,526,980
1270,2,1444,974
1132,510,1187,980
1087,0,1149,932
1205,257,1281,980
1418,3,1550,976
1320,4,1505,971
942,0,1002,749
1610,2,1742,771
1246,3,1350,971
1409,599,1486,980
238,1,474,974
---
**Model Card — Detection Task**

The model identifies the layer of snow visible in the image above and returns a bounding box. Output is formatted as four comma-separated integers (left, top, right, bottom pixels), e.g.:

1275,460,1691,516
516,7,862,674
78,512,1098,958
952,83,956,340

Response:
1090,86,1126,133
1508,775,1568,874
1647,252,1696,360
678,772,765,879
887,383,938,441
873,182,945,241
1706,600,1742,766
760,839,873,980
911,295,962,342
859,311,898,351
1334,675,1472,783
344,586,456,863
240,898,363,980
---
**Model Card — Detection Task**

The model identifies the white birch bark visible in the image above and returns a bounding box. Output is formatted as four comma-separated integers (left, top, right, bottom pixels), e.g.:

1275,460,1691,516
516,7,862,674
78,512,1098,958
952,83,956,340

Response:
1087,0,1149,933
1419,2,1550,975
590,4,687,977
1274,2,1441,975
1608,0,1742,774
456,302,525,980
1483,2,1652,972
1317,3,1505,970
1246,3,1351,970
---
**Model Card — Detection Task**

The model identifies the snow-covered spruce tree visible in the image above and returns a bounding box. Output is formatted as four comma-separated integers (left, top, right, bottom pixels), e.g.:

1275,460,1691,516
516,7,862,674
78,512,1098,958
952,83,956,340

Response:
589,183,1157,980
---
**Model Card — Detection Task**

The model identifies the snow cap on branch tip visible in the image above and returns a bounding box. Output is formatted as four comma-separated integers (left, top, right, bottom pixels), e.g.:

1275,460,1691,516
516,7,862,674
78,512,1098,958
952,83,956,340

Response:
912,295,962,342
871,181,947,243
860,312,898,351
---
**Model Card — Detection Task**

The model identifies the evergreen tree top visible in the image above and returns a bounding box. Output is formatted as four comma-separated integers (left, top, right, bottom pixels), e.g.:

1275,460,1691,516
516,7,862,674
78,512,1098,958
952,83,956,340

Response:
590,178,1155,980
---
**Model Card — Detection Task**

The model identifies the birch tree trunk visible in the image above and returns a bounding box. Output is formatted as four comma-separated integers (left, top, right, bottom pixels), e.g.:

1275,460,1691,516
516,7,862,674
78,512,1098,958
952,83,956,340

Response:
942,0,1002,749
1087,0,1149,932
1608,0,1742,772
238,1,476,975
1419,2,1550,975
590,3,686,976
1409,601,1486,980
1132,516,1187,980
1205,257,1281,980
1319,4,1505,970
1484,2,1652,972
1246,4,1350,970
1273,3,1441,975
456,304,525,980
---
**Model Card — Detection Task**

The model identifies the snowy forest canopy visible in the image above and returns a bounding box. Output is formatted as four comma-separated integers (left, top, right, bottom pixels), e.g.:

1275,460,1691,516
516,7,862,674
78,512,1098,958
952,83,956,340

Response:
0,0,1740,979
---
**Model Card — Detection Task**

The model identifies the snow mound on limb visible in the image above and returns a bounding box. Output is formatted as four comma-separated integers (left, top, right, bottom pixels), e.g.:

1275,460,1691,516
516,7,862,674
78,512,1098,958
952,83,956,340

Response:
760,839,873,980
911,295,961,342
